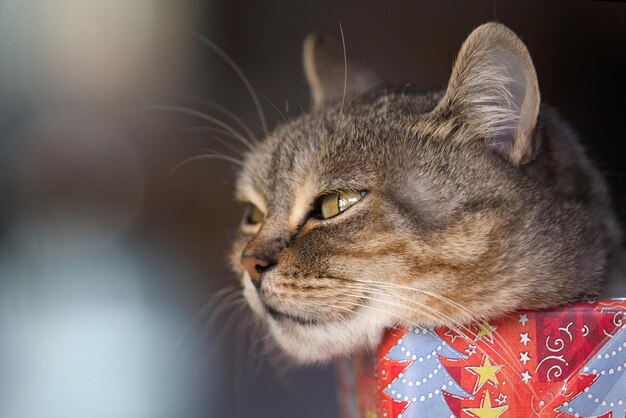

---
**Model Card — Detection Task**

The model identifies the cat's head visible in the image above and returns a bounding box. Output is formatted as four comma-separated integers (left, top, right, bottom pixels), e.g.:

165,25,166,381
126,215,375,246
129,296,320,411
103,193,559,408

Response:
230,23,618,363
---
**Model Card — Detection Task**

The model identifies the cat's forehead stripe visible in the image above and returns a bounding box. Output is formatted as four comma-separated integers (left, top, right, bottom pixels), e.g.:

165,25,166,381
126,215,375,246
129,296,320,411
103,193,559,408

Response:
267,132,296,195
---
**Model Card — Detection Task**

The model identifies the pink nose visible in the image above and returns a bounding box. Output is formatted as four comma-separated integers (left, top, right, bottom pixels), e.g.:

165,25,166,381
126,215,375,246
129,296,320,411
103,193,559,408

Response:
241,255,274,289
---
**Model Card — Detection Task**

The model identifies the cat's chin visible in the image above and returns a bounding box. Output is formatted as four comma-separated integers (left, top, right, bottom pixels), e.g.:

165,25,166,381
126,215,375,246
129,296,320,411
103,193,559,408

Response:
242,273,396,364
266,308,388,364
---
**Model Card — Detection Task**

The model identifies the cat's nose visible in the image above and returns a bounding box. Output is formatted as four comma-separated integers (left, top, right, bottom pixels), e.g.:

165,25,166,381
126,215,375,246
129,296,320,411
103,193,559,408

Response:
241,255,276,289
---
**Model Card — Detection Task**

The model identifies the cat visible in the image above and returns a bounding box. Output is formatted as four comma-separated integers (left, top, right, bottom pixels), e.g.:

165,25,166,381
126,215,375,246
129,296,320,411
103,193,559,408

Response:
229,23,623,364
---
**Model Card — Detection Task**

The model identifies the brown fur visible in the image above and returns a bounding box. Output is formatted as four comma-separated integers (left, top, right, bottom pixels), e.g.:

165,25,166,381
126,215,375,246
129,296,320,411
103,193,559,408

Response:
230,23,622,363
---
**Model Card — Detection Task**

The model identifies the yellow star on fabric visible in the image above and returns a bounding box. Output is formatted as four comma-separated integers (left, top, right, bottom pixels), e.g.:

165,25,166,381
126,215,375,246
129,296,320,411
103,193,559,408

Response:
465,391,509,418
467,356,503,392
475,322,497,343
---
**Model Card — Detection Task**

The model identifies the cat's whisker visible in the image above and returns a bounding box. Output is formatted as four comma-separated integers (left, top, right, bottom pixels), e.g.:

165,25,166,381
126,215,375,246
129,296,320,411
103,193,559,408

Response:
341,287,521,368
345,279,515,336
414,290,523,365
342,277,478,318
177,286,239,337
258,327,281,356
339,296,448,340
241,307,275,376
336,280,514,350
160,285,241,381
404,289,515,358
160,304,215,380
203,284,241,306
233,302,256,387
338,294,528,400
191,31,268,133
181,94,259,144
187,127,248,157
143,105,254,150
339,279,526,385
314,288,535,402
251,325,268,376
209,294,248,345
198,147,242,160
197,299,248,377
349,278,520,362
197,146,244,165
343,80,386,113
340,283,470,330
204,290,246,333
262,94,289,123
243,305,283,378
166,153,243,180
290,277,521,376
246,312,267,375
344,84,378,113
338,22,348,120
339,287,483,347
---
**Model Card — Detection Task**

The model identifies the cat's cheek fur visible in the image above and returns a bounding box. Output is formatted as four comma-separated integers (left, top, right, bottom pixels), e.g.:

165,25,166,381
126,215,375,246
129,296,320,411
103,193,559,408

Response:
267,307,388,364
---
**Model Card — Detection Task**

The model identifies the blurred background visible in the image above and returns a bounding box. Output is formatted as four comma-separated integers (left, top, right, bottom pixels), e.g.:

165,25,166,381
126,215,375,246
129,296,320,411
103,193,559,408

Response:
0,1,623,417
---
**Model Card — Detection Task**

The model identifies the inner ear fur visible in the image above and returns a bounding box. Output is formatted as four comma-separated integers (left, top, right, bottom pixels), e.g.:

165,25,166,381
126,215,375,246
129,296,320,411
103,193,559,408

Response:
434,22,541,165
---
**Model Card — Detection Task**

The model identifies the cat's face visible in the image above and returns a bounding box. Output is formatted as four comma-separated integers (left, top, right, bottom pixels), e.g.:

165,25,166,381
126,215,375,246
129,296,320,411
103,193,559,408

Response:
230,23,617,363
231,98,503,363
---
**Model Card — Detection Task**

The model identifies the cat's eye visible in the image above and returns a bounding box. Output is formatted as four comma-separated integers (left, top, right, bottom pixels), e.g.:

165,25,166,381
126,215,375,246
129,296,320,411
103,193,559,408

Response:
317,191,366,219
246,204,265,225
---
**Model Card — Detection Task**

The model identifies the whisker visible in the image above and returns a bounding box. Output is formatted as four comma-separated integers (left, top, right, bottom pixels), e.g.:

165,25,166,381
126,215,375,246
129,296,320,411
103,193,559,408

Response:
343,278,478,319
262,94,288,123
345,278,522,364
181,94,259,143
251,324,267,376
187,129,246,157
212,291,247,324
341,287,516,363
339,22,348,119
339,288,479,344
334,280,519,357
197,298,248,375
339,297,443,339
232,301,253,386
337,296,526,400
160,286,240,380
340,283,469,329
143,105,254,150
191,31,268,132
344,80,386,112
166,152,243,180
337,279,531,399
245,310,265,375
358,279,521,367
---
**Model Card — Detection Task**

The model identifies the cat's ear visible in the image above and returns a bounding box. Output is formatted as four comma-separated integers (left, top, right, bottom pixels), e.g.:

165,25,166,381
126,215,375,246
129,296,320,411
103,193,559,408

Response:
303,32,379,108
436,23,540,165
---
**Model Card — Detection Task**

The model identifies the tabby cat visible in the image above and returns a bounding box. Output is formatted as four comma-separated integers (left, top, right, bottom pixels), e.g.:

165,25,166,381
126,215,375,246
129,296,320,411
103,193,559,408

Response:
230,23,622,363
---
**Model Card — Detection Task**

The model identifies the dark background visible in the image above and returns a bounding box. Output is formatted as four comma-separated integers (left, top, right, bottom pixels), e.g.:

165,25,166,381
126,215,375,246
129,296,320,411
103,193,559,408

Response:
0,1,624,417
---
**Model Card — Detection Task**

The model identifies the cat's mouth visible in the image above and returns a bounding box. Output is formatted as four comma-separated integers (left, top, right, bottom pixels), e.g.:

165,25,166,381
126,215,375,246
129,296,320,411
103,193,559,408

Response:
262,302,320,326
